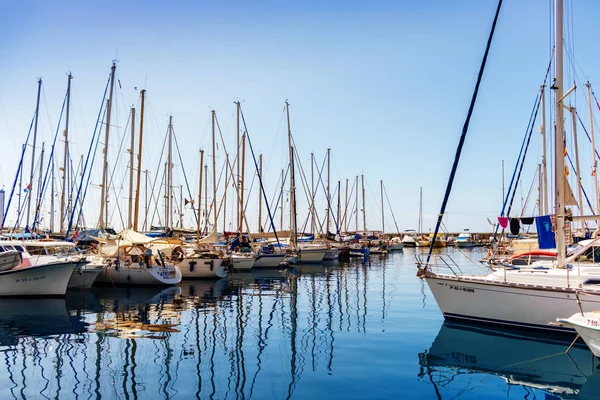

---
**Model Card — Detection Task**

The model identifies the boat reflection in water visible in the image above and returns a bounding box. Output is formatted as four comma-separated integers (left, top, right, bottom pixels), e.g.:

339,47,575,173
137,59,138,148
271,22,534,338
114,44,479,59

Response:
0,260,378,399
0,297,89,346
419,321,600,399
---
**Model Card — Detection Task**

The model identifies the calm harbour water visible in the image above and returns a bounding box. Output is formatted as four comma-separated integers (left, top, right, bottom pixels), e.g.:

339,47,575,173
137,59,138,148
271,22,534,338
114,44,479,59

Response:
1,247,598,399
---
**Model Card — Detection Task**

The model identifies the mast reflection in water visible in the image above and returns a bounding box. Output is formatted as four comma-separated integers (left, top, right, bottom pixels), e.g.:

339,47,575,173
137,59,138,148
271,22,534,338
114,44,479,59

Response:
0,257,386,399
5,249,596,399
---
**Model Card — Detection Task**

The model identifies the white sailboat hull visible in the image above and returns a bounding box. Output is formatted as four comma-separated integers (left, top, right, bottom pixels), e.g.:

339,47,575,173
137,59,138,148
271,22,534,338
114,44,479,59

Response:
178,257,227,279
323,248,340,260
68,263,104,289
424,273,600,333
95,263,182,285
559,313,600,357
296,247,326,263
0,261,79,296
231,256,255,271
388,243,404,251
253,253,286,268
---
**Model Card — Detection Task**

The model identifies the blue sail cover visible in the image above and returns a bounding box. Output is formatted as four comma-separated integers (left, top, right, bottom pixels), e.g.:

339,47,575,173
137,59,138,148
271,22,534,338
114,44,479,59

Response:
535,215,556,249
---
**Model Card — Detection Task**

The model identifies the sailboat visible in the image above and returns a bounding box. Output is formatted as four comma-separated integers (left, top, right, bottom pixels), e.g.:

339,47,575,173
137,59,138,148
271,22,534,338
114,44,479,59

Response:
417,0,600,333
283,101,326,264
23,240,104,288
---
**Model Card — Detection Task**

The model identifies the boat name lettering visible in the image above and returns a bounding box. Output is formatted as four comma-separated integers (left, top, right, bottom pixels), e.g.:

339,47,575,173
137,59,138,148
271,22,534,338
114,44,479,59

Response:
15,275,47,283
450,352,477,364
586,319,600,327
449,285,474,293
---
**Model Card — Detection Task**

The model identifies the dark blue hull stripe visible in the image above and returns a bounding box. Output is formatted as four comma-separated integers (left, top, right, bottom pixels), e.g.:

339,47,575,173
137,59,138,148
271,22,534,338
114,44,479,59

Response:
443,312,575,334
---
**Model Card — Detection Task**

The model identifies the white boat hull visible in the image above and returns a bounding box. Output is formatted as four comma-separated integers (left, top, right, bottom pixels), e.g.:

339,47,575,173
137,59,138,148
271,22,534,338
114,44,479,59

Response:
68,264,104,289
388,243,404,251
559,313,600,357
455,241,477,248
296,248,326,263
231,256,255,271
323,248,340,260
424,273,600,333
95,263,182,285
253,253,286,268
0,261,79,296
178,257,227,279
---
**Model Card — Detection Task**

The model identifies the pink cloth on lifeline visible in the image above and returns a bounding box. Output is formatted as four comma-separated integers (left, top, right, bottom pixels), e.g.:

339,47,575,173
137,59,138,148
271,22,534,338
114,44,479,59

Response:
497,216,509,229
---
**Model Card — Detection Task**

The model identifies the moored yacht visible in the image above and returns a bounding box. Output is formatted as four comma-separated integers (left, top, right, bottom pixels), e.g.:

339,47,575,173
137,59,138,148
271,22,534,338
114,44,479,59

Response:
455,229,476,248
230,252,255,270
95,244,182,286
295,243,327,263
23,240,105,289
401,230,418,247
0,241,84,296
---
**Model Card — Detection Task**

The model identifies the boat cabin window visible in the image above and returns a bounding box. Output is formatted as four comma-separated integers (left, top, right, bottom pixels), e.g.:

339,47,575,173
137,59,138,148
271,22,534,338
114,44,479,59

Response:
46,246,70,256
14,245,24,252
26,246,48,256
583,278,600,286
577,246,600,263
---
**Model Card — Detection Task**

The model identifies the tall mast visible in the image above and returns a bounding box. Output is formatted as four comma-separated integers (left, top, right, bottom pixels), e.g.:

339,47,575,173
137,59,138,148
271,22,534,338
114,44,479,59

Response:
60,73,72,232
128,107,135,229
179,184,183,227
163,162,168,230
26,78,42,230
361,174,366,233
167,115,173,230
554,0,566,267
419,187,423,234
198,150,204,237
50,159,55,232
586,82,600,214
223,153,228,234
239,132,246,237
212,110,216,232
133,89,146,231
258,153,263,233
538,164,543,215
540,85,548,215
285,101,296,246
310,152,315,235
326,148,331,234
36,143,45,229
337,180,341,235
236,101,240,231
355,176,358,232
144,169,149,231
99,62,116,228
344,178,349,234
204,164,208,233
280,169,284,231
568,106,584,230
380,180,384,234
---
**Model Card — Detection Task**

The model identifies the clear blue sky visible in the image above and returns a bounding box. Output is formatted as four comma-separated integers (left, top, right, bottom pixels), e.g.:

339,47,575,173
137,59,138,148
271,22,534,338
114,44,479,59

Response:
2,0,600,234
